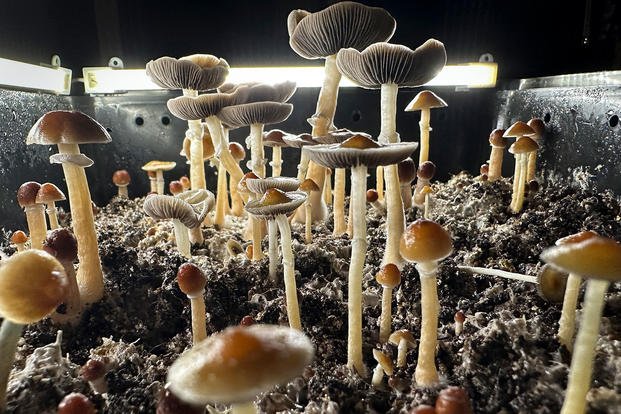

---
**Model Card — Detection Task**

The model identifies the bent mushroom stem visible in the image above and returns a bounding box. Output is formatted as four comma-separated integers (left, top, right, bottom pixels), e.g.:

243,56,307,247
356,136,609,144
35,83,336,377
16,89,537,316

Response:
376,166,384,201
333,168,347,236
24,204,46,249
57,143,104,304
415,262,440,386
418,108,431,165
172,219,191,259
271,146,282,177
250,124,266,179
268,219,278,283
189,292,207,345
456,265,538,283
47,201,60,230
214,160,228,229
275,214,301,330
204,116,245,200
560,279,609,414
558,273,582,350
231,402,256,414
0,320,25,411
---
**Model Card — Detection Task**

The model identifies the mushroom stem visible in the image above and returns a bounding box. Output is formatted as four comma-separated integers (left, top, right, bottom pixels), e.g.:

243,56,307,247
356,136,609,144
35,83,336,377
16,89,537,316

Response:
415,262,440,386
0,320,24,411
296,151,310,183
251,216,265,261
379,286,393,343
149,175,157,193
333,168,347,236
214,160,228,229
558,273,583,351
512,154,528,213
204,116,245,198
189,292,207,345
275,214,301,330
456,265,538,283
268,219,278,283
188,226,204,245
560,279,609,414
401,184,413,210
396,339,408,368
117,185,128,198
526,151,538,182
424,192,431,219
304,200,312,244
172,219,191,259
371,364,385,388
229,173,244,217
156,170,165,195
323,168,332,205
418,109,431,165
413,178,431,207
188,119,207,191
47,201,61,230
376,166,384,201
51,262,81,325
488,146,505,181
250,123,266,178
348,164,368,376
57,143,104,304
24,204,46,249
231,402,256,414
271,146,282,177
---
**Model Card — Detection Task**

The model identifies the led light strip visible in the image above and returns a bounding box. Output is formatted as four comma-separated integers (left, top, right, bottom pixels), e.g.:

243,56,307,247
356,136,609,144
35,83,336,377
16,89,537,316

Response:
0,57,72,95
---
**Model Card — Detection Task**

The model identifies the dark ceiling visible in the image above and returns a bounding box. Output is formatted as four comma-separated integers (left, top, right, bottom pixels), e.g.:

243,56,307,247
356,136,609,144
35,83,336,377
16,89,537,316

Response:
0,0,619,82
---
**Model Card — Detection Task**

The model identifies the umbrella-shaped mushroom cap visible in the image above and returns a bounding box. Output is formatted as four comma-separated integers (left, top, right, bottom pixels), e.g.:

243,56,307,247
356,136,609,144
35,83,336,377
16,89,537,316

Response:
313,128,371,144
509,136,539,155
288,1,396,60
17,181,42,207
404,90,448,111
145,55,229,91
218,102,293,129
27,111,112,145
400,219,453,263
168,324,314,405
282,133,318,148
143,194,209,229
246,177,300,194
142,160,177,172
503,121,535,138
245,190,307,219
49,153,94,168
36,183,66,204
167,92,238,121
336,40,447,89
263,129,291,148
234,82,297,104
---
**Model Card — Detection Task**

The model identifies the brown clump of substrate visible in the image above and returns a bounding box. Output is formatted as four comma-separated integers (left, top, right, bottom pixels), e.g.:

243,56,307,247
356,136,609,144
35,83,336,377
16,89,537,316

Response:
1,172,620,413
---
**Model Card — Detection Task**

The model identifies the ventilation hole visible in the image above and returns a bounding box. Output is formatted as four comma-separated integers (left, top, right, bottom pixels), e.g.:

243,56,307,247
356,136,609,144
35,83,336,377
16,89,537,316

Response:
543,113,551,123
161,116,171,126
609,114,619,128
135,116,144,126
352,110,362,122
106,127,112,133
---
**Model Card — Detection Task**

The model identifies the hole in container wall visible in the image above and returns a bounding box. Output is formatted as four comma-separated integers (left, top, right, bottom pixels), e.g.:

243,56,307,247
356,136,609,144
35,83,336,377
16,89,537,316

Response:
609,114,619,128
106,128,112,133
352,110,362,122
135,116,144,126
543,112,551,123
161,116,171,126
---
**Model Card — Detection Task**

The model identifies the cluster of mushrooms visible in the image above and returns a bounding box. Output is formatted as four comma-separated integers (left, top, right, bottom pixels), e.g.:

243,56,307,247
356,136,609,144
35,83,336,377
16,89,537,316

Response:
0,2,620,413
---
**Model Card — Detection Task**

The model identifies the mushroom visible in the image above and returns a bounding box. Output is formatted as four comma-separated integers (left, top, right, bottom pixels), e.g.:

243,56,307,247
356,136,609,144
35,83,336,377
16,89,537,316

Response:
508,136,539,213
540,235,621,414
178,188,216,244
289,2,396,225
400,219,453,386
486,129,508,181
454,311,465,336
36,182,66,230
413,161,436,208
435,386,474,414
398,158,416,210
376,264,401,343
142,161,177,195
0,250,67,410
228,142,246,216
147,171,158,193
112,169,131,198
177,262,207,345
422,186,434,219
237,173,265,261
371,349,394,388
282,132,319,184
9,231,28,253
404,90,448,165
299,179,320,244
263,129,290,177
169,180,184,196
526,118,545,182
57,393,96,414
167,324,314,413
245,189,307,329
179,175,191,191
388,329,416,368
16,181,46,249
80,358,108,394
43,228,81,324
336,40,446,268
366,189,386,216
304,134,416,375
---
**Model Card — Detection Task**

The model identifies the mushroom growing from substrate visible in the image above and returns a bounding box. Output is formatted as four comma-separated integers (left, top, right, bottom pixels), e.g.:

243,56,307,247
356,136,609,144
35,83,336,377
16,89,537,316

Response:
486,129,508,181
299,179,320,244
503,121,537,213
177,262,207,345
263,129,290,177
27,110,110,304
336,39,447,268
16,181,46,249
288,1,397,224
80,358,108,394
376,263,401,343
57,393,96,414
141,161,177,196
526,118,545,182
367,189,386,216
388,329,416,368
245,189,306,330
112,169,131,198
0,250,67,410
228,142,246,216
400,218,453,386
9,231,28,253
413,161,436,208
167,324,314,414
36,182,66,230
304,134,416,375
540,235,621,414
404,90,448,166
371,349,394,388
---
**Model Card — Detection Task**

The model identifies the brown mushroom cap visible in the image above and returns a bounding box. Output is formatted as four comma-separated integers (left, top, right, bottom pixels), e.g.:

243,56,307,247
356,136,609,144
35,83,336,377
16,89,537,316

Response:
0,250,67,324
10,230,28,245
245,177,300,195
304,138,417,169
404,90,447,111
27,111,112,145
503,121,535,138
488,129,508,147
366,189,379,203
400,219,453,263
313,128,371,145
142,160,177,172
435,386,473,414
35,183,66,204
388,329,416,347
263,129,291,148
80,359,106,382
509,136,539,155
179,176,191,190
169,181,184,195
245,190,307,218
17,181,42,207
43,228,78,263
299,178,320,193
372,349,394,376
177,263,206,297
229,142,246,160
536,264,568,303
527,118,546,142
57,393,96,414
336,40,447,89
556,230,599,246
398,158,416,183
454,311,465,323
167,324,314,405
540,235,621,282
112,170,131,186
376,263,401,288
282,133,318,148
288,2,396,60
217,102,293,129
145,55,229,91
417,161,436,180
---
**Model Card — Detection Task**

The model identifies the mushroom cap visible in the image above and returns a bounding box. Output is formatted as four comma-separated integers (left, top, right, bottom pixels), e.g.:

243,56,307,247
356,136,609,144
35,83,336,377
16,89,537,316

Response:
372,349,394,376
540,235,621,282
145,55,229,91
398,158,417,183
169,181,184,195
17,181,42,207
503,121,535,138
235,82,297,104
80,359,106,382
509,136,539,155
57,393,96,414
376,263,401,288
313,128,371,145
177,263,206,297
527,118,546,142
27,111,112,145
288,2,396,60
388,329,416,347
229,142,246,160
246,177,300,195
35,183,66,204
218,102,293,129
489,129,508,147
238,172,260,194
49,153,94,168
179,176,191,190
10,230,28,244
142,160,177,172
421,185,434,195
0,250,67,324
536,264,568,303
299,178,320,193
245,190,307,219
400,219,453,263
366,189,379,203
43,228,78,263
435,386,473,414
304,138,417,169
263,129,291,148
454,311,465,323
417,161,436,180
143,194,211,229
168,91,240,121
282,133,318,148
167,324,314,405
112,170,131,186
555,230,599,246
404,90,447,111
336,40,447,89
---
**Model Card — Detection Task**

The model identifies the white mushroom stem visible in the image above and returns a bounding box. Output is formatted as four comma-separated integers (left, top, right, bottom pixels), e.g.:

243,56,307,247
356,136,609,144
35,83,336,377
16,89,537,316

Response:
526,151,538,182
155,170,165,195
346,196,353,237
188,226,203,245
418,108,431,165
323,169,332,205
251,216,265,261
512,153,529,213
187,119,207,192
457,265,538,283
304,199,312,244
401,184,413,210
229,172,244,217
23,204,46,249
270,146,282,177
116,185,128,198
296,151,310,183
371,364,385,388
0,320,24,411
396,339,409,368
172,219,191,259
424,193,431,219
560,279,609,414
188,290,207,346
488,145,505,181
57,143,104,304
558,273,583,351
231,402,256,414
51,261,80,325
250,123,266,179
275,214,301,330
46,201,61,229
333,168,347,236
415,262,440,386
376,166,384,201
214,160,228,229
148,176,157,193
413,178,431,207
268,219,278,283
204,116,245,199
379,286,394,343
347,164,368,376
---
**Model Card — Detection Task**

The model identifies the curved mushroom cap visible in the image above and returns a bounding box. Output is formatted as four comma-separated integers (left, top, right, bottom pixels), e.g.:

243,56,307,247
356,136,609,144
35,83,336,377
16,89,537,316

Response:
398,158,416,183
299,178,320,193
304,135,417,169
388,329,416,347
179,176,191,190
143,194,209,229
245,190,307,219
536,264,568,303
555,230,598,246
404,90,447,111
17,181,41,207
246,177,300,194
169,181,184,195
527,118,546,142
282,133,318,148
49,153,94,168
400,219,453,263
372,349,394,376
177,263,206,297
263,129,291,148
10,230,28,245
145,55,229,91
0,250,67,324
509,136,539,155
36,182,66,204
218,102,293,129
489,129,508,147
503,121,535,138
167,92,238,121
336,40,447,89
288,2,396,59
176,189,216,209
540,235,621,282
142,160,177,172
27,111,112,145
43,228,78,263
376,263,401,288
313,128,371,144
167,324,314,405
366,189,379,203
233,82,297,104
229,142,246,160
112,170,131,186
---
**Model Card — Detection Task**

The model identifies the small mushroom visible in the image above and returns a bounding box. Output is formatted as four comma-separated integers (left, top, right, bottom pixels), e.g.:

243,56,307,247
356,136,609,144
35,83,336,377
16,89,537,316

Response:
169,180,184,196
17,181,46,249
454,311,465,336
376,264,401,343
371,349,394,388
413,161,436,208
299,179,320,244
404,91,448,166
503,121,537,213
9,231,28,253
366,189,386,216
142,161,177,195
177,263,207,345
57,393,96,414
487,129,508,181
398,158,416,210
388,329,416,368
112,169,131,198
36,182,66,230
80,358,108,394
179,176,191,191
435,386,474,414
228,142,246,216
526,118,545,182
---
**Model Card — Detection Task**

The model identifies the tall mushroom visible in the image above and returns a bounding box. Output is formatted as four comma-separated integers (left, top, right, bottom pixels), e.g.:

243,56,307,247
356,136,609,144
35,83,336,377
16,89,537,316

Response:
142,161,177,195
177,263,207,345
508,136,539,213
304,134,416,375
337,40,446,268
27,110,111,304
376,264,401,343
487,129,508,181
288,1,396,224
404,90,448,166
36,182,66,230
16,181,46,249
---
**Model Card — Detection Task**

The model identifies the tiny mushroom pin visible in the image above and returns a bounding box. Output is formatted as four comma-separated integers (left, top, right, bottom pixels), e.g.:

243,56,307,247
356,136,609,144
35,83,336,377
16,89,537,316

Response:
17,181,46,249
454,311,465,336
487,129,508,181
179,176,191,191
367,189,386,216
57,393,96,414
376,264,401,343
388,329,416,368
371,349,394,388
169,180,184,196
299,178,320,244
404,90,448,166
177,263,208,345
112,169,131,198
80,358,108,394
10,231,28,253
36,182,66,230
435,386,474,414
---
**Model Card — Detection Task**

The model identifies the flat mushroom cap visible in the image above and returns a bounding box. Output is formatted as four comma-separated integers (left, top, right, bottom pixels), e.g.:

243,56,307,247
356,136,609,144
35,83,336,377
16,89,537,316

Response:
313,128,371,144
503,121,535,138
540,236,621,282
167,324,314,405
246,177,300,194
263,129,291,148
336,40,447,89
288,1,396,59
167,92,238,120
145,55,229,91
143,194,208,229
282,133,318,148
218,102,293,128
509,136,539,155
27,111,112,145
245,190,307,219
404,90,448,111
36,183,66,204
536,264,568,303
400,219,453,263
142,160,177,172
